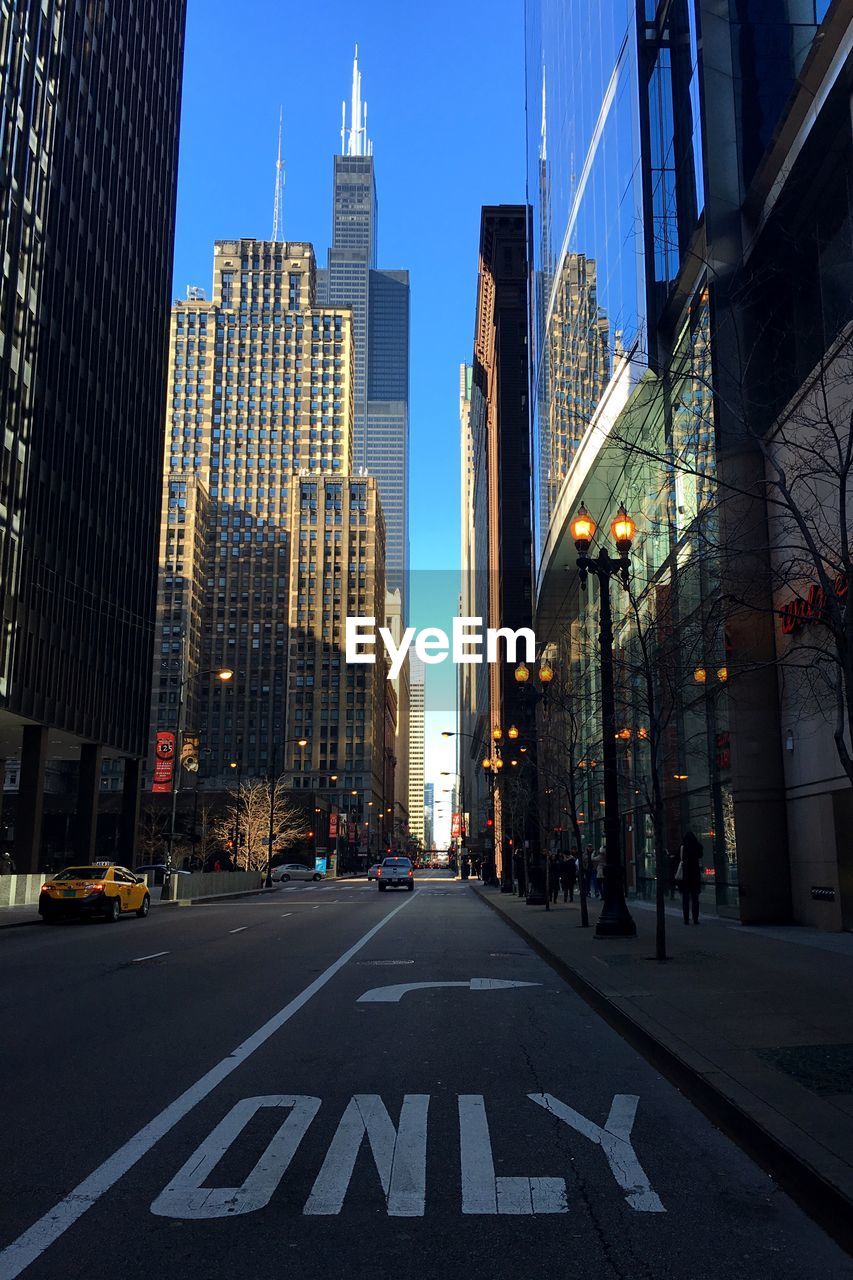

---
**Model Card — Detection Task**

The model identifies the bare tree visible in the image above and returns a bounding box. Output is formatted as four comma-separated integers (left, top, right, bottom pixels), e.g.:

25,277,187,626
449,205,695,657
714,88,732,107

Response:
210,778,307,872
136,808,169,866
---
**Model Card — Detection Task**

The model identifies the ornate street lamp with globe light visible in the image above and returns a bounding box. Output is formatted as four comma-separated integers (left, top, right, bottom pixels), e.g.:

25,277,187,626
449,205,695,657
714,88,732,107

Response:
569,501,637,938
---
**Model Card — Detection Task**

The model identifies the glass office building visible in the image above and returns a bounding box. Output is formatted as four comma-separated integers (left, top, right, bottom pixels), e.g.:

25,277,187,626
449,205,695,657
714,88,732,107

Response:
526,0,848,923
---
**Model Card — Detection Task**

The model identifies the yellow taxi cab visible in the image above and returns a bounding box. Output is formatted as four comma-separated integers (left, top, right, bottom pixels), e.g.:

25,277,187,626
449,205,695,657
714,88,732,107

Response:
38,863,150,924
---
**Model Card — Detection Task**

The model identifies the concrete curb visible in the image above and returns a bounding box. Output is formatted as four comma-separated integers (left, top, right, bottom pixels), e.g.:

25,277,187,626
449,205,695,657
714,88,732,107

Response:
475,885,853,1257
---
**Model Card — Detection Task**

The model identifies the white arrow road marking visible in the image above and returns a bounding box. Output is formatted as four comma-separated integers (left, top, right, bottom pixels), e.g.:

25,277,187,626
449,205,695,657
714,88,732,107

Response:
151,1096,320,1219
304,1095,430,1217
528,1093,665,1213
458,1096,567,1215
357,978,540,1003
0,893,416,1280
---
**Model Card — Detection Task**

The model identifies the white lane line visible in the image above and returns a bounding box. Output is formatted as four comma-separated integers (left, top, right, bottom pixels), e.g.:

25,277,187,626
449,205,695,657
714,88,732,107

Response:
131,951,169,964
312,905,320,910
0,893,416,1280
280,913,293,918
229,927,248,934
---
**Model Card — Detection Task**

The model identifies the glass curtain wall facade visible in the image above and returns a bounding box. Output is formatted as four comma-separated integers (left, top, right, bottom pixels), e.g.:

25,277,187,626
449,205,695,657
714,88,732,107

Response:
528,0,845,921
527,0,736,910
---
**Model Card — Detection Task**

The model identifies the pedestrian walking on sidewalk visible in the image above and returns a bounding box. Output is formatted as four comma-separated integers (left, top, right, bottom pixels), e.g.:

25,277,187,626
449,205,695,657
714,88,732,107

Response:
593,847,606,898
560,855,577,903
677,830,703,924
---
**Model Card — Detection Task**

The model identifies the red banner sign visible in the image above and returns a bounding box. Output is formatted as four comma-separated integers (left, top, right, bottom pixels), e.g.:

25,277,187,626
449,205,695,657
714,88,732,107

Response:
329,813,338,839
152,731,176,793
451,813,461,838
347,821,356,843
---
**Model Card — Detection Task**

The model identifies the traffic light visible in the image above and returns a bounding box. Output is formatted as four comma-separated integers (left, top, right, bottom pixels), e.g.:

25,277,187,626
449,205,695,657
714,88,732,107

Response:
486,818,493,828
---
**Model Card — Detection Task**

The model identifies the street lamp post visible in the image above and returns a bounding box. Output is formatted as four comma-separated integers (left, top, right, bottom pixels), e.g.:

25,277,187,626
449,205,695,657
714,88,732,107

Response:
512,659,553,903
229,758,242,869
570,501,637,938
441,729,483,874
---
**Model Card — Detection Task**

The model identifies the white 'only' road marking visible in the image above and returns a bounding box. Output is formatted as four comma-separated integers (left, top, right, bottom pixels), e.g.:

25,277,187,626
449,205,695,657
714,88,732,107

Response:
148,1091,665,1220
358,978,540,1004
0,893,416,1280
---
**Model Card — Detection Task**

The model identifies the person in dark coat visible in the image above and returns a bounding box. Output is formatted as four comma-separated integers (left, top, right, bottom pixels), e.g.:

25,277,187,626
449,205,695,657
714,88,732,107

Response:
678,831,703,924
560,855,578,903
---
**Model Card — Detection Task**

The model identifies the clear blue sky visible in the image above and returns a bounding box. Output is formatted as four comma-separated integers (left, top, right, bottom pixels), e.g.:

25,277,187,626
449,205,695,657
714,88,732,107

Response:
172,0,527,839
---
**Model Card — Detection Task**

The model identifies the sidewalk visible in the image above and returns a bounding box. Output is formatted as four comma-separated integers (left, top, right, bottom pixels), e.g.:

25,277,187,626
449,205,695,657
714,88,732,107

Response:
475,883,853,1240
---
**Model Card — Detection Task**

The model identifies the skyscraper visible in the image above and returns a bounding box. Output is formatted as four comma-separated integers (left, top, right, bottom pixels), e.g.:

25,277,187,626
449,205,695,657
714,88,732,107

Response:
423,782,434,850
0,1,187,869
461,207,536,887
384,588,410,840
408,659,425,845
318,48,410,611
150,239,388,822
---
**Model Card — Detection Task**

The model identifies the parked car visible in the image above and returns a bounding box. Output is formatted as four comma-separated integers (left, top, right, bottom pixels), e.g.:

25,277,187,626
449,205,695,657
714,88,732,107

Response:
376,856,414,891
272,863,324,883
134,864,192,887
367,863,382,880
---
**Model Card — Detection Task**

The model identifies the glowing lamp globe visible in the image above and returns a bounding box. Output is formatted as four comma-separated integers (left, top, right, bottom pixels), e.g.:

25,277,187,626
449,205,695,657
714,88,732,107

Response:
507,725,519,740
611,503,635,549
538,660,554,685
570,503,596,549
514,662,530,684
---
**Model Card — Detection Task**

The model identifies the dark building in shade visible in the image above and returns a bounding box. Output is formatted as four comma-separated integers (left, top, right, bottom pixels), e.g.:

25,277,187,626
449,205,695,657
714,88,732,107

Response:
0,2,187,869
460,206,537,888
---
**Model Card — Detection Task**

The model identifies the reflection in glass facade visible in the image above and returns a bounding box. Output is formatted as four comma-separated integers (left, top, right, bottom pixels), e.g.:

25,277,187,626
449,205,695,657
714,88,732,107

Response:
526,0,647,552
526,0,736,908
527,0,846,919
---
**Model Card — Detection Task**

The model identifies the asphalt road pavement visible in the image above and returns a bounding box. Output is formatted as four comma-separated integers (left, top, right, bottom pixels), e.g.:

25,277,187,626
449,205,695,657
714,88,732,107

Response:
2,873,851,1280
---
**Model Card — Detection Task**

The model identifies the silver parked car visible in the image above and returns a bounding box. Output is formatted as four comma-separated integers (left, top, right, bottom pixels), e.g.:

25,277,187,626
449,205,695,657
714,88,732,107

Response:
272,863,324,883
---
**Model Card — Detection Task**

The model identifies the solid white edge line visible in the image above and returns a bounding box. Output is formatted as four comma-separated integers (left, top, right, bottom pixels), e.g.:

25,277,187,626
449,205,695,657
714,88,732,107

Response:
131,952,169,963
0,892,416,1280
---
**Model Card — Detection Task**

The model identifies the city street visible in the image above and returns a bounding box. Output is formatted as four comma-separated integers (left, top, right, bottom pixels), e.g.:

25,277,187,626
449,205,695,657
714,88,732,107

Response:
1,874,850,1280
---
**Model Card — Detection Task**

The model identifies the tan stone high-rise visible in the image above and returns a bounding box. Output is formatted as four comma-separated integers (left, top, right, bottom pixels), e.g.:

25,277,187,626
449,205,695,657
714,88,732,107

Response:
149,238,388,822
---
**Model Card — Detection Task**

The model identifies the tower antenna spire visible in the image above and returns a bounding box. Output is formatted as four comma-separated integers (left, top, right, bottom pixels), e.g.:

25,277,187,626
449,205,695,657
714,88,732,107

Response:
272,107,285,241
342,44,371,157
